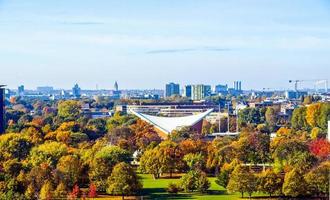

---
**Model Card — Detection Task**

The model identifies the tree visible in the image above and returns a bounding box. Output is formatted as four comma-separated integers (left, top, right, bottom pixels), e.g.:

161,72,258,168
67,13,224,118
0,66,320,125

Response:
291,107,309,131
282,168,307,197
310,127,322,139
28,141,68,167
265,107,277,132
183,153,204,170
139,148,162,179
106,162,142,200
89,146,131,191
215,169,230,188
69,184,80,199
180,170,210,193
227,165,257,198
305,161,330,196
58,100,81,120
39,181,53,200
234,132,270,164
56,155,81,188
88,183,97,198
309,139,330,160
54,182,67,199
258,169,283,197
130,119,161,151
306,103,322,128
303,95,313,105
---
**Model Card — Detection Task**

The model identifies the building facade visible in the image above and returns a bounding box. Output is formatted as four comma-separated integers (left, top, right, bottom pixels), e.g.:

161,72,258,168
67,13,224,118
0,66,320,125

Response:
165,82,180,97
191,84,211,100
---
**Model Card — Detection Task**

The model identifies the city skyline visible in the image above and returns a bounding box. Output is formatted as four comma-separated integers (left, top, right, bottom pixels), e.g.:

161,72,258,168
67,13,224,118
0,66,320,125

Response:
1,0,330,89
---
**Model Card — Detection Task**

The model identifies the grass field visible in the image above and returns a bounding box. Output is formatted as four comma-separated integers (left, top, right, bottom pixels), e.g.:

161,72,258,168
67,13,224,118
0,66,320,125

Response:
141,174,265,200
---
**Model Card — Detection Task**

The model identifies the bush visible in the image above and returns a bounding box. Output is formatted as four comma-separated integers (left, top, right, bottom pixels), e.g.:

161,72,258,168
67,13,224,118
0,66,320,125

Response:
166,183,180,194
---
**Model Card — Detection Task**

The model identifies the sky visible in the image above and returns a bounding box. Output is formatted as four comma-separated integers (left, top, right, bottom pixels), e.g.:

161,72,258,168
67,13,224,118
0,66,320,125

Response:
0,0,329,90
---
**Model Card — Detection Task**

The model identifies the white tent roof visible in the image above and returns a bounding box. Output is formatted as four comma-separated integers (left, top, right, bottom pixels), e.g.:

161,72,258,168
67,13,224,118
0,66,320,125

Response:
130,109,213,134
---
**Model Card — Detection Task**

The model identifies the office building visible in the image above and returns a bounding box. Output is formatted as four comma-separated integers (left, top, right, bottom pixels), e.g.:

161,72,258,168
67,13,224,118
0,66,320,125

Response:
0,85,5,134
183,85,192,98
165,82,180,97
191,84,211,100
233,81,242,91
18,85,24,96
72,84,81,98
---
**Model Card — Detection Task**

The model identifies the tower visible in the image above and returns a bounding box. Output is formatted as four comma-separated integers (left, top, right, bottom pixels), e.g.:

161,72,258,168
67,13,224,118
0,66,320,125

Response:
114,81,119,91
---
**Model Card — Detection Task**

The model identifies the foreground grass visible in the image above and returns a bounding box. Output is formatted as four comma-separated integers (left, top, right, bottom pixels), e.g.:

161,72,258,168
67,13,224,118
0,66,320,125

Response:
141,174,265,200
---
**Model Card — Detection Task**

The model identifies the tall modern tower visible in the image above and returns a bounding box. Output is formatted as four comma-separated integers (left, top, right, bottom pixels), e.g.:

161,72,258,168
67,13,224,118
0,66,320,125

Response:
0,85,6,134
165,83,180,97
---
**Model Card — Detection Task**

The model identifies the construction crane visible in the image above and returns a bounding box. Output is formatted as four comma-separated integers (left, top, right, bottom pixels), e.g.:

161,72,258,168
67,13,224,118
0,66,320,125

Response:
289,79,328,93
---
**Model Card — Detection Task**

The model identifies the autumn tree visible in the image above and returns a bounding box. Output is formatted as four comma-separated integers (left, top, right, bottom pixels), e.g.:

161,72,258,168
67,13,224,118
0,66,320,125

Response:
282,168,307,197
56,155,81,188
227,165,257,198
88,183,97,198
309,139,330,160
304,161,330,196
257,169,283,197
58,100,81,120
106,162,142,200
39,181,53,200
89,146,131,191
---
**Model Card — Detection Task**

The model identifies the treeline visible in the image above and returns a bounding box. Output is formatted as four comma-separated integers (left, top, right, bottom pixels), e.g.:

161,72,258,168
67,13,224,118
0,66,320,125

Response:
0,99,329,199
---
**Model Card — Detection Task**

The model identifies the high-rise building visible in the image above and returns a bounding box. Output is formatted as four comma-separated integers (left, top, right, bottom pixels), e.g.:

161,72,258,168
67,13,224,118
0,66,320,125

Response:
18,85,24,96
113,81,121,99
0,85,5,134
233,81,242,91
183,85,192,98
191,84,211,100
165,82,180,97
72,84,81,98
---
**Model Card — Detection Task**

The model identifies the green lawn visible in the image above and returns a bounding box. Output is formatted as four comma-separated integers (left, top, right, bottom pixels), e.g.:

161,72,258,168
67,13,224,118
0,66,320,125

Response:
141,174,266,200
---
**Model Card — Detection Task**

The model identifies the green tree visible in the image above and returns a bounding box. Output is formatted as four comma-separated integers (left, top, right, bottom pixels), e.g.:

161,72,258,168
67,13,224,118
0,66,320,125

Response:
282,168,306,197
89,146,131,191
106,162,142,200
139,148,162,179
265,107,277,132
227,165,257,198
183,153,204,170
58,100,81,120
180,170,210,193
291,107,309,130
28,141,68,167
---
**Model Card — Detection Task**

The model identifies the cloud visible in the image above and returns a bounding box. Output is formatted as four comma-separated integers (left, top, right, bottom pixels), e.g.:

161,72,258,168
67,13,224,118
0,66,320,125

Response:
146,47,232,54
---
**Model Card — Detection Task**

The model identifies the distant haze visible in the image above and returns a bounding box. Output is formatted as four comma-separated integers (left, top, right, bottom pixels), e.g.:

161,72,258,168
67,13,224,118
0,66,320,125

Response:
0,0,329,90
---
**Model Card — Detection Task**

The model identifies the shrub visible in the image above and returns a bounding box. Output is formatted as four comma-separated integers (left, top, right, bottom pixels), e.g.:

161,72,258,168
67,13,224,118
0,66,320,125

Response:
166,183,180,194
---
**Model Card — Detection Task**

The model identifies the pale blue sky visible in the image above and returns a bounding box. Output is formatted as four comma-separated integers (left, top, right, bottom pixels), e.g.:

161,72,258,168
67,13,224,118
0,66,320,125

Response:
0,0,329,90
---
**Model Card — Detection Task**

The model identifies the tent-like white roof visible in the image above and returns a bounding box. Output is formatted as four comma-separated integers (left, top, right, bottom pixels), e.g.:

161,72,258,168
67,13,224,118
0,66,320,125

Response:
130,109,213,134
